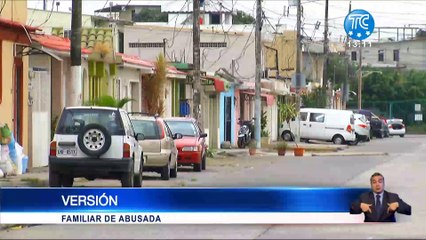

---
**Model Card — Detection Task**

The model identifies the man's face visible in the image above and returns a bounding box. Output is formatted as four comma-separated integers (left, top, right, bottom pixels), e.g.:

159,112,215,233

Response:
371,176,384,193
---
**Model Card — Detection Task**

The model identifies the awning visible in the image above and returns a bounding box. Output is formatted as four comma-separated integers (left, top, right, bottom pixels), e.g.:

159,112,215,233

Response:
202,76,229,93
167,66,187,79
116,53,154,69
240,90,275,106
30,33,91,54
0,17,40,44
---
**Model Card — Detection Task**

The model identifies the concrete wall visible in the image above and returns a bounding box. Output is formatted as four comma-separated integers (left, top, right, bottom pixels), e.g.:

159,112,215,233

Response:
29,55,51,167
116,67,141,112
27,9,94,32
347,40,426,70
124,25,256,81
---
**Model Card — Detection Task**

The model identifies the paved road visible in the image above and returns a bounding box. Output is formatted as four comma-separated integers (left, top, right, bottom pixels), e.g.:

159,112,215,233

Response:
1,135,425,239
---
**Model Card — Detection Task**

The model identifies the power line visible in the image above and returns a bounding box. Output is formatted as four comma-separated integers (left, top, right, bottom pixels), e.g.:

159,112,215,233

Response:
0,0,7,15
167,0,190,49
35,0,56,28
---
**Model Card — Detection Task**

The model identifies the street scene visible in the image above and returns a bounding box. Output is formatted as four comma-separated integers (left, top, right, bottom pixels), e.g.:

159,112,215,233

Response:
1,0,426,239
1,135,426,238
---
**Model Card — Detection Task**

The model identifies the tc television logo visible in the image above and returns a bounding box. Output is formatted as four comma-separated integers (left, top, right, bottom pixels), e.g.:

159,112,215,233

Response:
344,9,375,42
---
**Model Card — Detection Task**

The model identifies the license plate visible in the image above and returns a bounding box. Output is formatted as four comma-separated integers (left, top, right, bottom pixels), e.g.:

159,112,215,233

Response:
58,148,77,156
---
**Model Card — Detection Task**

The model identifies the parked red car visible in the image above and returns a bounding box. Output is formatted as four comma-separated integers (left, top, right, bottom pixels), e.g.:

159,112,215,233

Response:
163,117,208,172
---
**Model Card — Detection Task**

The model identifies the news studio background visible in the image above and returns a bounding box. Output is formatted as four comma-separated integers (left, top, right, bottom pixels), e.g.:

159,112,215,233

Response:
0,0,423,239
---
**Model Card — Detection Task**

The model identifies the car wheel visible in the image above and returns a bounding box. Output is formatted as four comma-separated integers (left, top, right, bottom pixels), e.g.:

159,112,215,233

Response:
121,162,134,187
170,160,178,178
133,158,143,187
49,171,61,187
332,135,345,145
193,162,202,172
400,134,405,138
237,138,244,148
281,131,294,141
78,124,112,157
201,153,206,170
62,176,74,187
161,163,170,180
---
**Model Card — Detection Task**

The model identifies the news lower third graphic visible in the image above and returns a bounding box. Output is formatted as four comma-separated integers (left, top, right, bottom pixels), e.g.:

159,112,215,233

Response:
0,188,368,224
344,9,375,41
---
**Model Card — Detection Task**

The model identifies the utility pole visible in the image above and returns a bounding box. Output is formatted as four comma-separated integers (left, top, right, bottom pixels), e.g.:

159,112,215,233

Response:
254,0,262,148
343,0,352,110
193,0,203,128
69,0,82,107
324,0,331,108
295,0,302,144
358,40,362,109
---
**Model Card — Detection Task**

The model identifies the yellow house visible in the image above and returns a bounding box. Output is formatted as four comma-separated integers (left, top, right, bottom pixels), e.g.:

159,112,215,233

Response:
264,31,325,88
0,0,37,154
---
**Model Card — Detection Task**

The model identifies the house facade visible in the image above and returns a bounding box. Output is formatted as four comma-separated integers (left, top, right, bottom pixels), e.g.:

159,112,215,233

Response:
1,0,38,160
346,38,426,70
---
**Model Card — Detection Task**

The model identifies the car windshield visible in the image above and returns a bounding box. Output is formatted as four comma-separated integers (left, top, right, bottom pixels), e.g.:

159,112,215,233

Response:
165,120,197,137
131,120,160,140
56,109,124,135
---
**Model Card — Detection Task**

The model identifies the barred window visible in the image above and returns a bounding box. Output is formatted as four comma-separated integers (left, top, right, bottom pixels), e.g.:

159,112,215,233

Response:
200,42,227,48
128,42,165,48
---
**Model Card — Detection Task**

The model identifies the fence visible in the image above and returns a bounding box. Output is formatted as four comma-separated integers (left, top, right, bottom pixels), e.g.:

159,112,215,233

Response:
347,99,426,125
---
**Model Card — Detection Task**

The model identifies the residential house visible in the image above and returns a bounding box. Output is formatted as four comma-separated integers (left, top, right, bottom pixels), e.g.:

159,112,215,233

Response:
346,37,426,70
1,0,38,162
24,9,160,168
123,24,270,149
94,1,234,26
264,30,331,140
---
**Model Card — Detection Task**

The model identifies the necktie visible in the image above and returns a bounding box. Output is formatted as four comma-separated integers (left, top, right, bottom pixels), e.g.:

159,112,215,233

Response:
376,195,382,217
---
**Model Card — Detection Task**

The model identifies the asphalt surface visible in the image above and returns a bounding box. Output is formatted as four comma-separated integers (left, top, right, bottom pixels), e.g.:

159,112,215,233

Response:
1,135,425,239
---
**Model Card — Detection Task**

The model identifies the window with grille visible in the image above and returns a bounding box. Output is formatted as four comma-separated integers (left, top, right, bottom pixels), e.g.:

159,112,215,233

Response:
64,30,72,38
378,50,384,62
351,51,357,61
200,42,227,48
128,42,164,48
393,49,399,61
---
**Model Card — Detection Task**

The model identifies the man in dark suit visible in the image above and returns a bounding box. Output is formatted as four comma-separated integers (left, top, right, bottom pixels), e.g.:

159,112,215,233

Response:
350,172,411,222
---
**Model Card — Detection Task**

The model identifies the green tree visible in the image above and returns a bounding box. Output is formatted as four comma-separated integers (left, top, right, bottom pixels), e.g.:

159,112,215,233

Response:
325,54,350,90
301,87,327,108
84,95,133,108
232,10,255,24
133,8,168,22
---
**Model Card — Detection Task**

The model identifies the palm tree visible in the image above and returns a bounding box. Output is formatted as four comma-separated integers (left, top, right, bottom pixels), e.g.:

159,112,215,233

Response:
84,95,134,108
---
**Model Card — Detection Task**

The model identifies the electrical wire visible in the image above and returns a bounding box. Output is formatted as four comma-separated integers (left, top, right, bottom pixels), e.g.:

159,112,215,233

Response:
0,0,7,15
167,0,190,49
35,0,56,28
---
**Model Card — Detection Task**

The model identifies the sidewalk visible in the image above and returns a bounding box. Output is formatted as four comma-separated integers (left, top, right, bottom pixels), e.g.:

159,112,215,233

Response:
217,141,347,157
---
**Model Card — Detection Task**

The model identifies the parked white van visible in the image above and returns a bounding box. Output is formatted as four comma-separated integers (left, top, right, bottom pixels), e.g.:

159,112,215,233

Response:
279,108,357,145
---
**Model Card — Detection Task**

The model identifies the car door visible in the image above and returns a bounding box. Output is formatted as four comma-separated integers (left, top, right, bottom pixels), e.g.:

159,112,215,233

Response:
195,121,206,151
298,111,309,139
164,123,178,160
306,112,326,140
121,111,141,169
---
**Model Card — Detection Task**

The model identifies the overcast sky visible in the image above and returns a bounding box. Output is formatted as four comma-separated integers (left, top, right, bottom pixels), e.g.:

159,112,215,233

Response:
27,0,426,42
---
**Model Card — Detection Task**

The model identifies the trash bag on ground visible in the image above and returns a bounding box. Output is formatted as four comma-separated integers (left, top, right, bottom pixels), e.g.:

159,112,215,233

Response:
0,145,17,175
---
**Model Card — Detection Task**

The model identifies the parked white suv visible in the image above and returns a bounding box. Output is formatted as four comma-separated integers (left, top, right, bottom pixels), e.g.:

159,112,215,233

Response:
49,106,144,187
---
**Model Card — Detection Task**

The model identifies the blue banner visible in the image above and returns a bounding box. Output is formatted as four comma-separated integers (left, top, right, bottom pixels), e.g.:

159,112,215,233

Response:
0,187,368,213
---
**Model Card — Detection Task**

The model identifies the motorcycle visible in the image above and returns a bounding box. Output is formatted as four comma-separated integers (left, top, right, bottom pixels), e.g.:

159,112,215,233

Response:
237,118,254,148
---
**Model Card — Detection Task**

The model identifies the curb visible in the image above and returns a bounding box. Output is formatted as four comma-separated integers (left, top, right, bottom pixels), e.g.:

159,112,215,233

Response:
311,152,389,157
